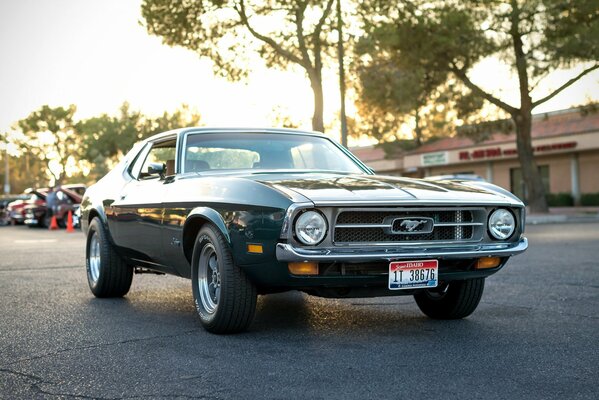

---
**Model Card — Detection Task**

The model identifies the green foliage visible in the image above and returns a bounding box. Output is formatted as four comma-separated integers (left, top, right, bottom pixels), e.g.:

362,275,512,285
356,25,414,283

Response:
8,103,201,186
17,105,79,183
376,139,420,159
457,118,515,143
0,136,47,193
358,0,599,113
580,193,599,206
77,103,201,181
354,1,498,146
546,192,574,207
141,0,336,78
543,0,599,66
357,0,598,213
140,0,337,132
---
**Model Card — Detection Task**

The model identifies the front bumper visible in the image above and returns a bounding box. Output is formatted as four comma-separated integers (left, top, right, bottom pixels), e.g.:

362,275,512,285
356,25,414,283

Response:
9,213,24,222
276,237,528,263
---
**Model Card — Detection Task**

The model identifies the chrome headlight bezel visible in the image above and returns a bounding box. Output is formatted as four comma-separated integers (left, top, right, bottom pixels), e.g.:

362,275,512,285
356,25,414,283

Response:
488,208,516,240
294,210,328,246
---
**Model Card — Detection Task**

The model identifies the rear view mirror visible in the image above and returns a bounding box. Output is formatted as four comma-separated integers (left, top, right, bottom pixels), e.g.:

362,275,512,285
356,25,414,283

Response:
147,163,166,179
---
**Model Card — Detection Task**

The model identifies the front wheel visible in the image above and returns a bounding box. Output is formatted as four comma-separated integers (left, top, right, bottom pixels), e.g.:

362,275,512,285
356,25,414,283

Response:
85,217,133,297
191,224,257,333
414,278,485,319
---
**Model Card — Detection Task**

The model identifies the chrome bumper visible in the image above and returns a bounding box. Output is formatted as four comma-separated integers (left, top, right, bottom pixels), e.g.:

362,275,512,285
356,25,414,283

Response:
276,237,528,262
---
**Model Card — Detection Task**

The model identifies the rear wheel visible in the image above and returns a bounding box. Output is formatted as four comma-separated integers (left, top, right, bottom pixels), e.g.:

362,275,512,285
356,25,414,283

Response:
41,213,51,228
414,278,485,319
191,224,257,333
85,217,133,297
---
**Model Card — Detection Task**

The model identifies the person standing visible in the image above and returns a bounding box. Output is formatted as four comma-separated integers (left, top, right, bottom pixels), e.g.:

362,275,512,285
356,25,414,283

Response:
45,186,58,220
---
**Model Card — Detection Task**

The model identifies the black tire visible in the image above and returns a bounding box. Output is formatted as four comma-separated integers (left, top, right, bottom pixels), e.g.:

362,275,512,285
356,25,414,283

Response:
41,213,50,228
414,278,485,319
85,217,133,298
191,224,257,334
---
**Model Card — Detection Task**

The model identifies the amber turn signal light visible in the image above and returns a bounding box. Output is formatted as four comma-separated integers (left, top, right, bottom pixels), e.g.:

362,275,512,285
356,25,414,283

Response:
476,257,501,269
288,262,319,275
247,244,263,254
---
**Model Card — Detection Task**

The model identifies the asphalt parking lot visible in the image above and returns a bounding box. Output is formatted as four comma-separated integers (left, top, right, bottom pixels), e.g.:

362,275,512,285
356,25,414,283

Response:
0,223,597,400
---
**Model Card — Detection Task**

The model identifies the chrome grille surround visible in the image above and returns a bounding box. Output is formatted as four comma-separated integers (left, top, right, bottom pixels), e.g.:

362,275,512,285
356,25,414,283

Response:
278,203,527,263
331,207,486,246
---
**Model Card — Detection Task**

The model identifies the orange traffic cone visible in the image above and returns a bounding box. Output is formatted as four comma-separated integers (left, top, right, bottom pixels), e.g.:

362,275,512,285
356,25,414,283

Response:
49,215,59,230
66,210,75,233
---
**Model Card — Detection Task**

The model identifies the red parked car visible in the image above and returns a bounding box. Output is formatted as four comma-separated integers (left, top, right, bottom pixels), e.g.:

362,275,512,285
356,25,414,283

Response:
24,185,86,228
1,195,30,226
5,189,47,225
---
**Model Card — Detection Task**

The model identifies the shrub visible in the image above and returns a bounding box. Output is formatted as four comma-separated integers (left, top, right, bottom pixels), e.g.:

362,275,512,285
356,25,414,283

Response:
580,193,599,206
546,192,574,207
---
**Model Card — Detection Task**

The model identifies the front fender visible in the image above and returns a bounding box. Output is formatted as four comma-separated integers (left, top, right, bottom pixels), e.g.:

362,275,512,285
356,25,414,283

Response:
184,207,231,244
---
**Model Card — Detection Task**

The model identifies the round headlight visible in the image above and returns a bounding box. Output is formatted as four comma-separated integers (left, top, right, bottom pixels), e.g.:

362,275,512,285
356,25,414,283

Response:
294,211,327,245
488,209,516,240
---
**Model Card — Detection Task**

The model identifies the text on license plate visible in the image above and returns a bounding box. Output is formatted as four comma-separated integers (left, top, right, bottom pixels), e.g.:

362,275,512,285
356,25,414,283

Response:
388,259,438,290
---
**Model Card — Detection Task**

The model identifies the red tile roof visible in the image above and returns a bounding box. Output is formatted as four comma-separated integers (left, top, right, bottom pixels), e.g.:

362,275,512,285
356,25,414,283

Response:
350,146,386,161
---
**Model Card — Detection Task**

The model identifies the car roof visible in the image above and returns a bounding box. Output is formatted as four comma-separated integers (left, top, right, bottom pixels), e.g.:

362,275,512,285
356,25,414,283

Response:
143,127,328,144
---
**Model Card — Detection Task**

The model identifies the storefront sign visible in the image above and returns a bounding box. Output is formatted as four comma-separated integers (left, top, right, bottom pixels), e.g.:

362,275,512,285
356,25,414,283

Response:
458,141,577,161
422,151,448,166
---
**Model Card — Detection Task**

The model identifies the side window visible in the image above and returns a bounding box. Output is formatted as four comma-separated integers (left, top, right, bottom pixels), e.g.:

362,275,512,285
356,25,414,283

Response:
134,138,177,180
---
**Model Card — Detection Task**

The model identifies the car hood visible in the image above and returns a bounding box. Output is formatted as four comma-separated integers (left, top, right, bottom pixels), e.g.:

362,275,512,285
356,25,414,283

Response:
247,172,522,206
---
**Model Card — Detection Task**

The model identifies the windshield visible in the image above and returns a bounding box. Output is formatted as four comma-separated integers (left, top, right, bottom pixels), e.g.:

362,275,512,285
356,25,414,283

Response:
183,133,366,174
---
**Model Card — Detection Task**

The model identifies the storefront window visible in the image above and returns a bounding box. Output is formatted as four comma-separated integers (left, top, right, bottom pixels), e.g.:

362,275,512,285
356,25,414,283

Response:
510,165,549,203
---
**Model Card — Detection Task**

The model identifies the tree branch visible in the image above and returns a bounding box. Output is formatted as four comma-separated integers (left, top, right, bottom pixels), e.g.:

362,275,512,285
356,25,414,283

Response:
451,66,518,114
295,2,312,68
314,0,334,39
532,64,599,108
312,0,335,75
236,0,307,69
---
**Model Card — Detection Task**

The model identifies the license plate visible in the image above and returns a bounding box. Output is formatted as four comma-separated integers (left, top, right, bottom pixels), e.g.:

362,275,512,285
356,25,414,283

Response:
388,260,438,290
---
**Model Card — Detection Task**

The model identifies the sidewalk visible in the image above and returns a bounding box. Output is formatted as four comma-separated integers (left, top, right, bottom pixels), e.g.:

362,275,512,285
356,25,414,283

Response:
526,206,599,225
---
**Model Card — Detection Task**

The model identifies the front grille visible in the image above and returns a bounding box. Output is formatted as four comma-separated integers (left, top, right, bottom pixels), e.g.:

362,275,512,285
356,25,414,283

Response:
337,210,470,224
333,208,483,245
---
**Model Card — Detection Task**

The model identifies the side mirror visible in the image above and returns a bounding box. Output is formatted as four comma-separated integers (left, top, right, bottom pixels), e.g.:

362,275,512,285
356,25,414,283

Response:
147,162,166,179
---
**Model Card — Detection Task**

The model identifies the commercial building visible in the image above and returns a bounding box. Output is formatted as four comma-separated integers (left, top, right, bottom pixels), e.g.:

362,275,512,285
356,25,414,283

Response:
351,108,599,203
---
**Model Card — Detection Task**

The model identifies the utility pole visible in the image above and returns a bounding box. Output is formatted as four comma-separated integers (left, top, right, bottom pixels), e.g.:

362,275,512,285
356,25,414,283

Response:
3,146,9,195
336,0,348,147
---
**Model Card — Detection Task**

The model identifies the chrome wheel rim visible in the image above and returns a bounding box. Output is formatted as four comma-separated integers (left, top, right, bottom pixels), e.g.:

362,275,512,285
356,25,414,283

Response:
198,243,220,314
88,232,101,284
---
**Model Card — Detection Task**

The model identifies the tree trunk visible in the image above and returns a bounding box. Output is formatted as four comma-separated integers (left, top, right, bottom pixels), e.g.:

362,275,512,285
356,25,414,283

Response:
414,109,423,146
309,70,325,133
513,110,548,213
508,1,548,213
336,0,348,146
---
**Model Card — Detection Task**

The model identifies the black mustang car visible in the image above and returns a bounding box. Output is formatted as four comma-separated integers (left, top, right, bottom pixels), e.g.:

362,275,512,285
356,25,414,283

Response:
81,128,527,333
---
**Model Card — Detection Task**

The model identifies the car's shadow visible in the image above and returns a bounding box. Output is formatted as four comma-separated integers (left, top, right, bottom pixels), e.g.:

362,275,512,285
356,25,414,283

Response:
83,285,481,338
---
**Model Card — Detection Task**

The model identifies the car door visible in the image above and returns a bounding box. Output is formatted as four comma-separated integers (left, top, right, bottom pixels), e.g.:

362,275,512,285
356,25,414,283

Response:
111,136,177,269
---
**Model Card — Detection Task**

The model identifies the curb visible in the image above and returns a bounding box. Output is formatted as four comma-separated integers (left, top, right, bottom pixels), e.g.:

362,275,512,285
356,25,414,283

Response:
526,215,599,225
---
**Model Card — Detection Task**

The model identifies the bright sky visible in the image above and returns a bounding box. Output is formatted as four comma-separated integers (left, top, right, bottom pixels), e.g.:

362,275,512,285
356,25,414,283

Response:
1,0,598,147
